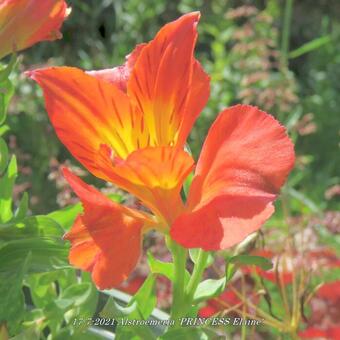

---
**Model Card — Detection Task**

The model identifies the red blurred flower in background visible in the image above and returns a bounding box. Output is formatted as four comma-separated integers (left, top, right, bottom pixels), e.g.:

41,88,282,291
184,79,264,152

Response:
299,327,340,339
0,0,69,59
28,12,295,288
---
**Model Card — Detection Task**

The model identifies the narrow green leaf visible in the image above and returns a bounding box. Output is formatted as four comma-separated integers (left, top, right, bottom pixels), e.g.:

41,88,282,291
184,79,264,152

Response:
286,187,321,213
0,137,8,173
0,155,17,223
193,277,226,303
0,79,15,126
225,262,236,282
14,192,29,220
289,35,332,59
229,255,273,271
128,274,157,319
0,54,17,83
183,172,193,198
189,249,214,268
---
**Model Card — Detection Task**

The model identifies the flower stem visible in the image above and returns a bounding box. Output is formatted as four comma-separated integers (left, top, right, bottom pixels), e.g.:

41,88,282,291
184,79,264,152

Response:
185,249,209,306
168,239,187,323
281,0,294,64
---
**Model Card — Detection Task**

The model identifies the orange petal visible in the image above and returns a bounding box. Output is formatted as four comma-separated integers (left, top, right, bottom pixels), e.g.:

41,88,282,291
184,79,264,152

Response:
128,12,210,147
96,146,195,224
27,66,149,166
171,105,295,250
63,168,148,289
87,43,146,92
0,0,69,59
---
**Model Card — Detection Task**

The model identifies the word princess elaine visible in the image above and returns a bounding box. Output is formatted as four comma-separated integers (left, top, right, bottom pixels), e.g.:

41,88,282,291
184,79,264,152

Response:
180,317,263,327
117,317,262,327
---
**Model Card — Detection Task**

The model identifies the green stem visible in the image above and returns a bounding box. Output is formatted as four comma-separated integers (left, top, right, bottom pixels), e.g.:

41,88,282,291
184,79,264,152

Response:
169,239,187,323
281,0,294,64
185,249,209,304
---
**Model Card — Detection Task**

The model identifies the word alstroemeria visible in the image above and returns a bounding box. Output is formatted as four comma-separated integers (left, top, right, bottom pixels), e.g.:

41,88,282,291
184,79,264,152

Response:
0,0,70,59
28,12,295,289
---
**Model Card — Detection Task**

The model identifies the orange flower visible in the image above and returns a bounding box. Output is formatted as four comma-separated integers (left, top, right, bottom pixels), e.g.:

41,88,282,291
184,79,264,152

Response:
28,12,295,288
27,12,207,223
61,168,155,289
0,0,69,59
170,105,294,250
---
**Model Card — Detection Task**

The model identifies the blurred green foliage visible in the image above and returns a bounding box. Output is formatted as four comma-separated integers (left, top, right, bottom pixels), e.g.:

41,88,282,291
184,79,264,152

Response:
4,0,340,214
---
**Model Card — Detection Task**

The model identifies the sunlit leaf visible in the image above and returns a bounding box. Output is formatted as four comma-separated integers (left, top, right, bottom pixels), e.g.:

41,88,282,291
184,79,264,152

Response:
147,252,190,283
47,203,82,231
189,249,214,268
193,277,226,303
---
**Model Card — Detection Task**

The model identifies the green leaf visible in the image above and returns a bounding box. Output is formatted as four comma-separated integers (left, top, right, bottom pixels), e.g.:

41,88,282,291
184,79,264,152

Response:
0,137,8,174
43,282,95,337
10,326,40,340
193,277,226,303
14,192,29,220
233,232,259,256
128,274,157,319
189,249,214,268
289,35,332,59
0,215,64,241
26,272,61,309
285,187,321,213
147,252,190,283
0,252,31,334
0,78,15,126
61,283,93,308
0,54,17,83
0,124,9,136
71,272,99,325
101,299,156,340
225,263,236,282
101,298,137,318
0,55,16,127
183,172,193,198
228,255,273,271
0,237,69,274
0,155,17,223
47,203,82,230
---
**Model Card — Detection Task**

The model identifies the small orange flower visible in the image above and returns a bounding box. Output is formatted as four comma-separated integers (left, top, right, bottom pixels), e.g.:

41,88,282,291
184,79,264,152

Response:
0,0,69,59
28,12,295,288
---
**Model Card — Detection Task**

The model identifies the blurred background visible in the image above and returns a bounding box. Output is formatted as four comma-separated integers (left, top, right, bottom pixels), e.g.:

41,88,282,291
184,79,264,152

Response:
3,0,339,338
